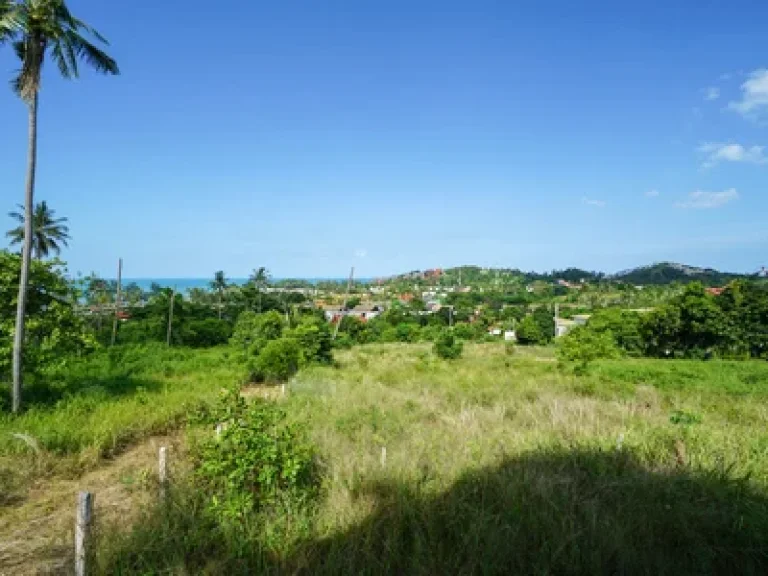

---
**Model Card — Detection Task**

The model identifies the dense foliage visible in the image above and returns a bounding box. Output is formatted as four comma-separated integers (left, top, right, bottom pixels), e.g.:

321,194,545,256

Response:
0,251,96,388
434,329,463,360
195,390,318,523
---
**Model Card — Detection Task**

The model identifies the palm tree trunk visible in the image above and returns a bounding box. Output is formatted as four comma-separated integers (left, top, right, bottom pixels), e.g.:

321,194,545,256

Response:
12,93,39,414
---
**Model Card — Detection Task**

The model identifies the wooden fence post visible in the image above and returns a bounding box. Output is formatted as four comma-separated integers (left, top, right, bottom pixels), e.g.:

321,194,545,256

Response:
380,446,387,467
75,491,93,576
159,446,168,499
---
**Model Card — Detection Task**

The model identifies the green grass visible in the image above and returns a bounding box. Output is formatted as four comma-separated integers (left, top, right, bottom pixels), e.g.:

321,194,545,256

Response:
0,343,243,506
92,343,768,574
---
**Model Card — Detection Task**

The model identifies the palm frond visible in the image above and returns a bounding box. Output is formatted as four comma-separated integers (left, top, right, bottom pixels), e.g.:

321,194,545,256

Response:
66,30,118,75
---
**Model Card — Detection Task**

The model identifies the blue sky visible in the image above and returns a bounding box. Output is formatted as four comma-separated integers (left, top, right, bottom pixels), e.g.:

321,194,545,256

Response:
1,0,767,278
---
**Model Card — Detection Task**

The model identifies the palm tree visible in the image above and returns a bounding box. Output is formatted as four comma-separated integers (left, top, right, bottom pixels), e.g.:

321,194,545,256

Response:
210,270,228,319
249,267,270,313
7,201,71,259
1,0,118,413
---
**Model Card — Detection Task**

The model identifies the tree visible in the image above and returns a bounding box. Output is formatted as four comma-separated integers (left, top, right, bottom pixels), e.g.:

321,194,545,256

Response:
2,0,118,413
516,315,544,345
557,325,621,371
249,267,270,313
210,270,228,319
7,201,70,259
434,329,463,360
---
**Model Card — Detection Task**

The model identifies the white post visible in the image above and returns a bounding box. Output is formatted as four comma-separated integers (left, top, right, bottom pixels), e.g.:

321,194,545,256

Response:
281,383,286,397
380,446,387,467
215,423,223,438
159,446,168,499
75,491,93,576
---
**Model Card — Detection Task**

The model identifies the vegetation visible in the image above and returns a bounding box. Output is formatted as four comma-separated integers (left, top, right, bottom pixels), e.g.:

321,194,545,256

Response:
6,201,70,259
433,329,463,359
87,344,768,574
2,0,118,412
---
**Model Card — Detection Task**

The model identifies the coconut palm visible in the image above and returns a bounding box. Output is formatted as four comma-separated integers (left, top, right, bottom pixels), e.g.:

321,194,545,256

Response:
210,270,228,319
7,201,71,259
250,267,270,313
2,0,119,413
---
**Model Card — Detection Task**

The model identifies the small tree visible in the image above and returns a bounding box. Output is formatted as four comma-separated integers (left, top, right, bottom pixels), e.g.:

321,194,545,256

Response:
516,315,544,345
434,329,463,360
556,325,621,372
250,337,300,382
289,317,333,365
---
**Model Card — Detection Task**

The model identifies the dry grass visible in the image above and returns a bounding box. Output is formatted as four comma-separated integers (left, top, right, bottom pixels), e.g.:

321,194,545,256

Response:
0,433,186,575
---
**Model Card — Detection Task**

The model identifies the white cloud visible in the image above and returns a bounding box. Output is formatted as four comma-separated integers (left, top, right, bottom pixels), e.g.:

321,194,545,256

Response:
675,188,739,209
703,86,720,101
582,197,606,208
645,189,660,198
728,69,768,118
698,142,768,168
354,248,368,259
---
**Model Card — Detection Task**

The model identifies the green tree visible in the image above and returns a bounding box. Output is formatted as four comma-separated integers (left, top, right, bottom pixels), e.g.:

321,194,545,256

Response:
249,267,270,313
210,270,228,320
7,201,70,259
557,325,621,371
516,315,544,345
434,329,463,360
2,0,118,412
532,307,555,343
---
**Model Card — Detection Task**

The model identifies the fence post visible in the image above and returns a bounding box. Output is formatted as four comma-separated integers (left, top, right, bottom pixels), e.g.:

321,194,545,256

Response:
159,446,168,499
75,491,93,576
380,446,387,467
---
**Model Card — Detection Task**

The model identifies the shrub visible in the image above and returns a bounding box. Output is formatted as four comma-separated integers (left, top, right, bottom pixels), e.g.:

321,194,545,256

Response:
395,323,420,343
194,390,318,523
288,318,333,366
249,338,300,382
516,315,545,345
505,341,516,356
557,325,621,370
453,323,476,340
230,310,284,354
434,330,463,360
183,318,232,347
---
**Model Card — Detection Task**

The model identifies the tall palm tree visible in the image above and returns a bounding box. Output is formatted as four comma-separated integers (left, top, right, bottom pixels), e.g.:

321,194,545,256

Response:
210,270,228,319
1,0,118,413
250,267,270,313
7,200,71,259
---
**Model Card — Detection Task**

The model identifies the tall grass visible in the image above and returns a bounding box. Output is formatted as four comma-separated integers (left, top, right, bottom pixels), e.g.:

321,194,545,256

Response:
0,343,243,505
93,343,768,574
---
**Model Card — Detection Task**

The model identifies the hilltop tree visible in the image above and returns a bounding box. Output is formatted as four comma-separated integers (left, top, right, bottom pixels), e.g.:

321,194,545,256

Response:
2,0,119,412
7,201,70,259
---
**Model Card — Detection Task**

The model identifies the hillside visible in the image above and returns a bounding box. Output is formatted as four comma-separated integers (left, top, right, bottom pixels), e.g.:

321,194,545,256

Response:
611,262,748,286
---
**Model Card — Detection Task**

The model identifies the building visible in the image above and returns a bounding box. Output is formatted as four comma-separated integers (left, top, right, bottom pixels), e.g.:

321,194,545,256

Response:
323,304,384,323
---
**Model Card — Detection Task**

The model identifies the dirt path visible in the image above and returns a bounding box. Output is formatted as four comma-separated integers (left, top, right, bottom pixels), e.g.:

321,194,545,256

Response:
0,433,185,576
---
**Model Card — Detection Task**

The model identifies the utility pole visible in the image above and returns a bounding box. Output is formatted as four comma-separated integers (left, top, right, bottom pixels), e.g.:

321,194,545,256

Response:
110,258,122,347
333,266,355,340
166,288,176,346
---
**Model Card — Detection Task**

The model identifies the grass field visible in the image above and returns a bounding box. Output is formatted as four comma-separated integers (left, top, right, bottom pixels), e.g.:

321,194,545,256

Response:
88,343,768,575
0,344,243,507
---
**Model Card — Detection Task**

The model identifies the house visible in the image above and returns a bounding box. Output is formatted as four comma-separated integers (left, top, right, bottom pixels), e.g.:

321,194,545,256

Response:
504,330,516,342
488,327,502,336
706,287,725,296
323,304,384,323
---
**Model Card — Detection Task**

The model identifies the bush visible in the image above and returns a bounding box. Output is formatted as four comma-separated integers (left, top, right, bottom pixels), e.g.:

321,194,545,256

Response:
505,341,516,356
516,315,545,345
195,389,318,523
434,330,463,360
395,323,420,343
289,317,333,366
230,310,284,354
557,325,621,370
453,323,476,340
183,318,232,347
249,338,300,382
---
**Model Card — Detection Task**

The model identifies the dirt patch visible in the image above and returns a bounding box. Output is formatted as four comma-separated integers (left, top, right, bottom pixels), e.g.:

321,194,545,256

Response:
0,433,185,576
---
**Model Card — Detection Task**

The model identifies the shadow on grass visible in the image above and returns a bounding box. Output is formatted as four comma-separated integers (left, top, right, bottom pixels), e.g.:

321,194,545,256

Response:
94,447,768,575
